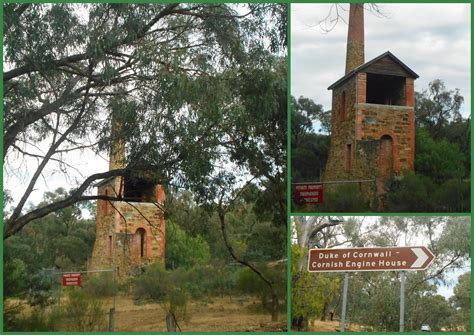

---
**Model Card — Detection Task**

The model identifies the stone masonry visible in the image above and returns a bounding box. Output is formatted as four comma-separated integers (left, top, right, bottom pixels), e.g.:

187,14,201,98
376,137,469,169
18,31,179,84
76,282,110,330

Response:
325,3,418,205
89,113,165,278
88,177,165,278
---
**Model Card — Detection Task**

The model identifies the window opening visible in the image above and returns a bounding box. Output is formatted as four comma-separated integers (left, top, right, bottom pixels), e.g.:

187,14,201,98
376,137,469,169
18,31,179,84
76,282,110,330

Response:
366,73,406,106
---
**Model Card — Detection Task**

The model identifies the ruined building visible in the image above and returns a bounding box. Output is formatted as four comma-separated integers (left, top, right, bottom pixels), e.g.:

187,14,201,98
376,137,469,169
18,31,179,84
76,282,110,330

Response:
89,117,165,278
325,4,418,201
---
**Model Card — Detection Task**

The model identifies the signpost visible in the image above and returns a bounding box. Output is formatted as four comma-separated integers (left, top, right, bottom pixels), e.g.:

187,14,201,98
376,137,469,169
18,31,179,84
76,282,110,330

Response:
308,246,435,272
62,273,81,287
308,246,435,332
294,183,324,204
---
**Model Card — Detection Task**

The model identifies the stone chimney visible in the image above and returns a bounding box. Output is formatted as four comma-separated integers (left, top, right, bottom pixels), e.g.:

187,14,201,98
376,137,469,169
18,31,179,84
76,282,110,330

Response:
345,3,365,74
109,116,125,171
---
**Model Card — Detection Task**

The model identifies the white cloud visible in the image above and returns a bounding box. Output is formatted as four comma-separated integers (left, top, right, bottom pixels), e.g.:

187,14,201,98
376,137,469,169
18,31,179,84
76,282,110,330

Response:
291,3,471,116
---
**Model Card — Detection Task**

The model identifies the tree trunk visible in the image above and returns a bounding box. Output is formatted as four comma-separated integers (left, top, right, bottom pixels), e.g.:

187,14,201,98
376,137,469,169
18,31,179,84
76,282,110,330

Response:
166,313,176,332
271,291,279,321
320,301,329,321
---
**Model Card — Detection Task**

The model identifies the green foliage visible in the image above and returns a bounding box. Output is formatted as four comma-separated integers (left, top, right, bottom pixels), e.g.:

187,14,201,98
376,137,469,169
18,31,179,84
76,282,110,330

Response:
415,128,465,182
415,79,464,138
26,271,56,308
385,173,470,212
4,3,287,239
4,188,95,274
291,244,342,329
235,263,286,313
165,222,211,270
58,288,107,331
450,272,471,331
83,272,118,298
4,188,95,305
4,303,57,332
4,258,28,297
132,263,190,322
291,95,331,183
384,173,436,211
433,179,470,212
292,133,330,182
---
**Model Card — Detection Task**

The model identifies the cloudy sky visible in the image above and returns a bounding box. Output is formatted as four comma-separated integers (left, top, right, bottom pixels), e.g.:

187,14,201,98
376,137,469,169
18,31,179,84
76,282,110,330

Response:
291,3,471,121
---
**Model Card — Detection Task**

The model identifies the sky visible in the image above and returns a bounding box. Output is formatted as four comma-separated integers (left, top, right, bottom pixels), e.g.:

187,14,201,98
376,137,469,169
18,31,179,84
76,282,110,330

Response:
291,3,471,125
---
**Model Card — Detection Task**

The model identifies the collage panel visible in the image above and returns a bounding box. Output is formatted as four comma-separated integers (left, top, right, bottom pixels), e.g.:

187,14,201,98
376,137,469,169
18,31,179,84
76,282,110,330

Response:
291,216,471,332
291,3,470,213
2,1,473,334
3,3,288,332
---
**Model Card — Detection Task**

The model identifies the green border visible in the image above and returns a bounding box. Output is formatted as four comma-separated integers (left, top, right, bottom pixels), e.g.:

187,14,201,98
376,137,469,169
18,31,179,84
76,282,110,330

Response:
286,2,292,332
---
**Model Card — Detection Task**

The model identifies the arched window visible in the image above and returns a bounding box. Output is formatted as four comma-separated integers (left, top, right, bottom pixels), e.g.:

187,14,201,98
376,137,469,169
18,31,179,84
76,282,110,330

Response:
136,228,146,259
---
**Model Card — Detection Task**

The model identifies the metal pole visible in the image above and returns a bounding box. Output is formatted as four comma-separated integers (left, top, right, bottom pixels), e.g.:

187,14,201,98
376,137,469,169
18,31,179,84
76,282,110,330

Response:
400,271,405,332
340,272,349,332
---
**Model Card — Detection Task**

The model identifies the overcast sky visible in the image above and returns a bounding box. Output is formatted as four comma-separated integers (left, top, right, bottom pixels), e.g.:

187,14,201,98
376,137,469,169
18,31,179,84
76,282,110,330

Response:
291,3,471,122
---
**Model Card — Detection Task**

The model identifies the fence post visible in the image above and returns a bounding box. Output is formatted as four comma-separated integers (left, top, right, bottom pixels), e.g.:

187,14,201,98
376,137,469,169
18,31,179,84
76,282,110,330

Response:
108,307,115,331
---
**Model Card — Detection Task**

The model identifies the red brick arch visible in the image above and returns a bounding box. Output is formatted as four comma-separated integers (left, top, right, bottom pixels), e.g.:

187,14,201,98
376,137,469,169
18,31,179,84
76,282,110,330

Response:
375,130,400,173
132,224,153,262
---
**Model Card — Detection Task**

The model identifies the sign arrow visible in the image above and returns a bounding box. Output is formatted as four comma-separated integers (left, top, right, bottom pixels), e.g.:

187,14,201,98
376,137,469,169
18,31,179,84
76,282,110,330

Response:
411,247,429,268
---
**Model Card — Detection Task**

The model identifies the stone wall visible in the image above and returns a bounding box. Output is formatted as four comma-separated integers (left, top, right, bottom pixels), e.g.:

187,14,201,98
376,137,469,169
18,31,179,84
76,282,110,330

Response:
89,177,165,279
325,77,357,182
325,70,415,204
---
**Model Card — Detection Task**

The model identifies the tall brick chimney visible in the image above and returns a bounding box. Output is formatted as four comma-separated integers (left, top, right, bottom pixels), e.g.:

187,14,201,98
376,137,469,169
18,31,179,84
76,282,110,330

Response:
109,116,125,171
345,3,365,74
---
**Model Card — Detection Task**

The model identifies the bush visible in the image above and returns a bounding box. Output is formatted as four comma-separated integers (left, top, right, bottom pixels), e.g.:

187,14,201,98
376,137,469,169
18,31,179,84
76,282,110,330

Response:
384,173,436,212
132,263,190,329
415,128,465,182
4,299,58,332
234,263,286,314
57,288,107,331
83,272,118,297
434,179,470,212
165,222,211,270
27,271,56,308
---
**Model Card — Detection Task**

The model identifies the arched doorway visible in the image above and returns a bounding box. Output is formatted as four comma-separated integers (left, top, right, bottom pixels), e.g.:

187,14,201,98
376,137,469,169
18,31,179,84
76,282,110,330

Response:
378,135,394,194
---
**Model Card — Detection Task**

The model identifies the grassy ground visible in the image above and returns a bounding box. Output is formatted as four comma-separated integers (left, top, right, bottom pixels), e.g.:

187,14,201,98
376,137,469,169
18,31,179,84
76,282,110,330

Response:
7,295,287,332
113,295,286,332
308,320,362,332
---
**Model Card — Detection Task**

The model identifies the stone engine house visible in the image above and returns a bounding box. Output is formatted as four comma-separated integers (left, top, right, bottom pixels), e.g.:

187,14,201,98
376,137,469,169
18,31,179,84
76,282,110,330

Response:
324,4,418,198
89,125,165,278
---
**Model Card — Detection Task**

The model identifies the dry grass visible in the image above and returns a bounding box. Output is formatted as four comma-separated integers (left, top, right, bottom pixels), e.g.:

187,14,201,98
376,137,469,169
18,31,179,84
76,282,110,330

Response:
110,295,286,332
308,319,362,332
6,295,287,332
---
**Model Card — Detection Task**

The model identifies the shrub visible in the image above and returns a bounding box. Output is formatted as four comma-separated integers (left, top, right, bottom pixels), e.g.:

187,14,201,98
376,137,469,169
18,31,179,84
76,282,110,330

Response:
57,288,107,331
165,222,211,270
83,272,118,297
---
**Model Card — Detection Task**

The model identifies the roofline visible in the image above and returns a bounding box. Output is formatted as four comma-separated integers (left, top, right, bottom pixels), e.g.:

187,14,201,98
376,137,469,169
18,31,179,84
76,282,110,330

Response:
94,176,116,188
327,51,419,90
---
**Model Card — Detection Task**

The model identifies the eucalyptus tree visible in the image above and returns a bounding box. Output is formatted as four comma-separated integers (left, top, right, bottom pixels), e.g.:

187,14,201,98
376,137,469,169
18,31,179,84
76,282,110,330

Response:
3,3,287,238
